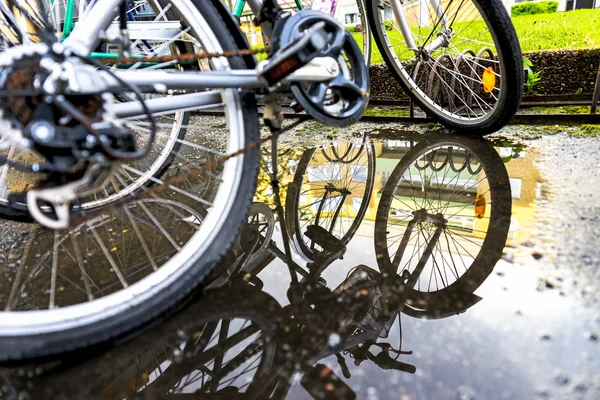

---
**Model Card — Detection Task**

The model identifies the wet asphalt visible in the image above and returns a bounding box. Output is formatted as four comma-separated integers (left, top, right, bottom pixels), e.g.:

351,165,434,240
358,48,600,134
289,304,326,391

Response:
0,121,598,400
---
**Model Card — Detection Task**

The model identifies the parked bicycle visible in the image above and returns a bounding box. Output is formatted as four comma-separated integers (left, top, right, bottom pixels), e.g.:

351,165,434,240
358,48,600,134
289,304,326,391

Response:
0,0,369,361
367,0,524,134
229,0,524,134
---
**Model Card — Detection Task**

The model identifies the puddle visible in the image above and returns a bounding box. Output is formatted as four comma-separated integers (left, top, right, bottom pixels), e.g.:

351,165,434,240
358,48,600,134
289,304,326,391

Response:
0,130,598,400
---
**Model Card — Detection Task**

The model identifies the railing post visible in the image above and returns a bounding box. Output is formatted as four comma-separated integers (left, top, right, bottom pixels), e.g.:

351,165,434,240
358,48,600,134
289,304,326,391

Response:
590,63,600,115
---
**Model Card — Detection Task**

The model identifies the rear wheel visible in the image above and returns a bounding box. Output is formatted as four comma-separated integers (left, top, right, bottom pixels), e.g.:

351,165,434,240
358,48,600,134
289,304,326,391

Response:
286,138,375,262
367,0,523,135
0,0,260,362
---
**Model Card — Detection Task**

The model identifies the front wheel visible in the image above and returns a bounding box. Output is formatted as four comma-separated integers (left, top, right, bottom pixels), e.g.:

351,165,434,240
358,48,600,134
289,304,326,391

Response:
285,138,375,262
0,0,259,362
374,135,512,310
367,0,523,135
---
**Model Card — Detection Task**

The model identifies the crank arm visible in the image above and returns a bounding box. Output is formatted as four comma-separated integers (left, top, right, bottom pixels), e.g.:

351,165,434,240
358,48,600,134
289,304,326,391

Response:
259,21,331,85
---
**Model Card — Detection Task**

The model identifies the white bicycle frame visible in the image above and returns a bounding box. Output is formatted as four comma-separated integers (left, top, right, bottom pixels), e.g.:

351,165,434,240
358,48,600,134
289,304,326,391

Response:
51,0,334,119
388,0,450,53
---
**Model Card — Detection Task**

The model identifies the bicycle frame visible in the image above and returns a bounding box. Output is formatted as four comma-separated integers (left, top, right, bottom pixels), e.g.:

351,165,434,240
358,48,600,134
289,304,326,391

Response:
232,0,304,18
388,0,451,53
41,0,333,120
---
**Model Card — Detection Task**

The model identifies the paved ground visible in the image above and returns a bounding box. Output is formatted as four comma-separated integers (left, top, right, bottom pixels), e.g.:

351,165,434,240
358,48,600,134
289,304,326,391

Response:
0,121,598,400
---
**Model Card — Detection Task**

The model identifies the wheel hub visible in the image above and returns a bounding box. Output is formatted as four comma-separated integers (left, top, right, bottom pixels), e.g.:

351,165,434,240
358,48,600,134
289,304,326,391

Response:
412,208,447,227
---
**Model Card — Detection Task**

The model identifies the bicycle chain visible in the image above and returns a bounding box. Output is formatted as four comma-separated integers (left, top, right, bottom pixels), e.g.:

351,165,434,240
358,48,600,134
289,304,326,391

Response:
69,117,308,227
94,47,269,66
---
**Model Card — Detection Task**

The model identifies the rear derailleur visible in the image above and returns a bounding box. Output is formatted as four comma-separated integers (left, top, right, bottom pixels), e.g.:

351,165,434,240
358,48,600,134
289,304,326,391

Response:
0,43,143,229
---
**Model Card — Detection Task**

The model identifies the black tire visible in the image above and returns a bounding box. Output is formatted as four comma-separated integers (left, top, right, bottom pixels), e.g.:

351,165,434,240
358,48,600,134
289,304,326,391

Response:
15,283,283,399
285,140,375,262
0,0,259,362
366,0,523,135
374,134,511,309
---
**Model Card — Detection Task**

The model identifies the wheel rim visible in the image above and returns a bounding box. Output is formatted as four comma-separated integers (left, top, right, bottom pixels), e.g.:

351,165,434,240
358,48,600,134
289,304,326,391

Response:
288,139,374,261
375,139,510,296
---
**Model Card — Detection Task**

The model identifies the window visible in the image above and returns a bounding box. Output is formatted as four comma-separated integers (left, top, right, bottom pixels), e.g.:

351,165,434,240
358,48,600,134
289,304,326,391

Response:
353,197,364,213
312,196,343,213
509,178,522,199
345,13,357,24
351,166,368,182
307,166,341,182
383,6,394,20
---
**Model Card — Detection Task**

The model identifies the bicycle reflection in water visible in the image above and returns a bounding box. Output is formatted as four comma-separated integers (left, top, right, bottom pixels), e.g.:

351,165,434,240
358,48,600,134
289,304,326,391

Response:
1,131,514,399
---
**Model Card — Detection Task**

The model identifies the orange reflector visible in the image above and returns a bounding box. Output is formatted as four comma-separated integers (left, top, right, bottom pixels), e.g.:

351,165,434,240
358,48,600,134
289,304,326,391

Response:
475,194,486,219
482,67,496,93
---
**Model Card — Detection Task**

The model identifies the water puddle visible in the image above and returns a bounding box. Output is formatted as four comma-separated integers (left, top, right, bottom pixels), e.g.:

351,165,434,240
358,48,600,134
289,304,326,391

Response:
1,129,598,400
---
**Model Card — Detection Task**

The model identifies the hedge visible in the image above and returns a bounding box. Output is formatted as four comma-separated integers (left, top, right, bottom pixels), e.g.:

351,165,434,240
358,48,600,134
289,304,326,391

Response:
511,1,558,16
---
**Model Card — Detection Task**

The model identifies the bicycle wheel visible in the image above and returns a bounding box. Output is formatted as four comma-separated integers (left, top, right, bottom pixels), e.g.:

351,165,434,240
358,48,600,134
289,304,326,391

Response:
99,284,281,399
374,135,511,308
0,0,260,362
11,284,281,398
285,138,375,262
0,0,205,221
367,0,523,135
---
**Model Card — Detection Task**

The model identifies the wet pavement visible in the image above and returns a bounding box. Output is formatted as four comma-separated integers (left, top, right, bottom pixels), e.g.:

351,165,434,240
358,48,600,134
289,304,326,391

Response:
0,124,599,400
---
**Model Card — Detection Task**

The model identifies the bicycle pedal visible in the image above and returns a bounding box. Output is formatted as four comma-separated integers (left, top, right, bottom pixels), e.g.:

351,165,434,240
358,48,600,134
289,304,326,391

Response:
305,225,345,254
258,21,329,85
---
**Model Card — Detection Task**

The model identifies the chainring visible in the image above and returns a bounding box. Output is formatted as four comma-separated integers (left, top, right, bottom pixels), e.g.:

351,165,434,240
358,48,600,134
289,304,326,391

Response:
277,10,370,127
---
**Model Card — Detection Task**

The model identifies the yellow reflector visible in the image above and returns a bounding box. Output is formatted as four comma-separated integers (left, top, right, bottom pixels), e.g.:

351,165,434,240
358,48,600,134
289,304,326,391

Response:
482,67,496,93
475,194,486,219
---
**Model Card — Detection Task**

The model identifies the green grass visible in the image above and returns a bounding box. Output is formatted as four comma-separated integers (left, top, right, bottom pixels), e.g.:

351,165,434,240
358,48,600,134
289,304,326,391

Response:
352,8,600,65
512,9,600,51
572,124,600,138
363,107,410,117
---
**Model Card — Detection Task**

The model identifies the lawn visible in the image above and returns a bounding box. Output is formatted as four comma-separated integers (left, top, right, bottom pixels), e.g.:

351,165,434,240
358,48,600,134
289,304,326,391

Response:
354,8,600,65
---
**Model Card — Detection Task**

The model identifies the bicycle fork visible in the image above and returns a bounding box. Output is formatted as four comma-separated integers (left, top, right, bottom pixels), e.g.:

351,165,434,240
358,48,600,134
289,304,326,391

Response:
392,208,447,289
389,0,453,55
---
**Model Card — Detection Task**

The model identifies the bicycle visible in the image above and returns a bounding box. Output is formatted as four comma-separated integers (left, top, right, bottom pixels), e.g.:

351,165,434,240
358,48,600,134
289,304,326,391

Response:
0,0,369,361
285,134,375,263
374,133,512,313
230,0,524,134
366,0,524,134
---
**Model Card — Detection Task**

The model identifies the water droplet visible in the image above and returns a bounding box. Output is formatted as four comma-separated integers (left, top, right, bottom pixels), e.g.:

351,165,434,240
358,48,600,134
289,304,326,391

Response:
328,333,341,347
554,371,570,386
457,386,475,400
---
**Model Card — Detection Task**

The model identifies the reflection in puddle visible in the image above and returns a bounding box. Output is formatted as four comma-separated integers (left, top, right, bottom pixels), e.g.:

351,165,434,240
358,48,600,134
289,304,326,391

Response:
1,130,597,400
